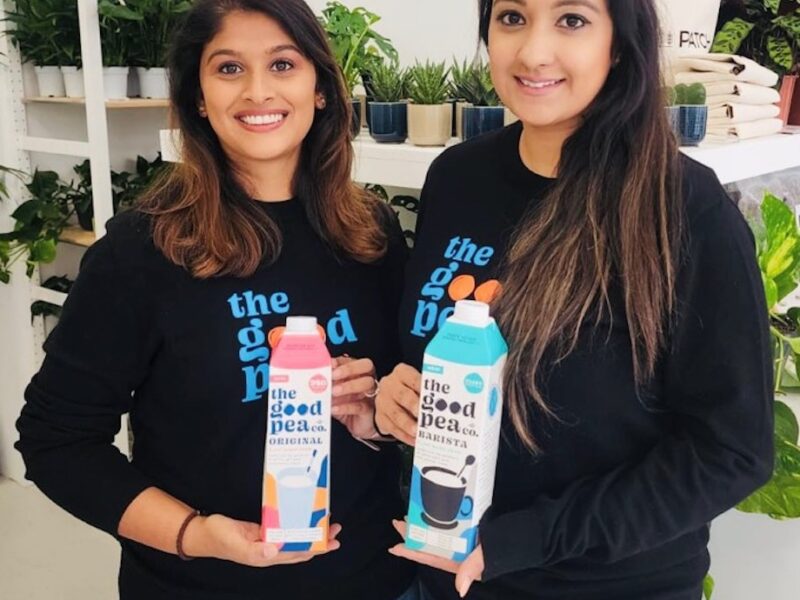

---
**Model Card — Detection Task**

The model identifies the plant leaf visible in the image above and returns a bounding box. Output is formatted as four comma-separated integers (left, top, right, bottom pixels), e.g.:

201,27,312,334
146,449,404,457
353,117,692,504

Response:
765,0,781,15
711,18,756,54
775,401,799,445
703,574,715,600
767,35,794,72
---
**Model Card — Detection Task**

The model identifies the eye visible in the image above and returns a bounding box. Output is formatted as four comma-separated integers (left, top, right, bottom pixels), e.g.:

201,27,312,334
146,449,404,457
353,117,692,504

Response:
497,10,525,26
271,59,295,73
557,13,589,30
219,62,243,75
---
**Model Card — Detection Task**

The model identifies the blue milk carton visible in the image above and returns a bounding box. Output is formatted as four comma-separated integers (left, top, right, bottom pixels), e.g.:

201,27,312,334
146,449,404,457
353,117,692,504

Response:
406,300,507,561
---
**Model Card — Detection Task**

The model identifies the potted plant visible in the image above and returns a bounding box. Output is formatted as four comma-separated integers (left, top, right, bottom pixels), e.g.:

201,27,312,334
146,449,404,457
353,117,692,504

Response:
454,61,504,141
55,0,83,98
98,0,144,100
449,58,474,139
65,159,93,231
365,59,410,143
0,168,72,284
407,60,452,147
674,83,708,146
712,0,800,124
127,0,191,99
3,0,65,97
319,1,397,136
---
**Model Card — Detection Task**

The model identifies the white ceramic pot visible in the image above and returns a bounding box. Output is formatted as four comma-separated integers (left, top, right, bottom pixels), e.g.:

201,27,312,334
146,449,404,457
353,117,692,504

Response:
60,66,84,98
103,66,130,100
34,66,65,97
408,103,453,146
136,67,169,99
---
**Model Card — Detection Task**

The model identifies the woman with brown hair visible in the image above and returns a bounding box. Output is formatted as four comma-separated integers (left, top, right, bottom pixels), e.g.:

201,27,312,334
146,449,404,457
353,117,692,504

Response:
375,0,773,599
16,1,417,598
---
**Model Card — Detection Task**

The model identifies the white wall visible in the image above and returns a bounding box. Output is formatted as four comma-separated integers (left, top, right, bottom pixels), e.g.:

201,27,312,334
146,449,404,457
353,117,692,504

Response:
1,1,796,598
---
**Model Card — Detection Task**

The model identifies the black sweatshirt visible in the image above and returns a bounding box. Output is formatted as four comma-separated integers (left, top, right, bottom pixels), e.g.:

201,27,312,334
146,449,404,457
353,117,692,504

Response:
398,122,774,600
16,198,416,600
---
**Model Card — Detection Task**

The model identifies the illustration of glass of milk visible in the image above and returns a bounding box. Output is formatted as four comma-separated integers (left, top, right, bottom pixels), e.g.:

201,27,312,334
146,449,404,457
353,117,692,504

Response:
406,300,507,561
262,316,331,553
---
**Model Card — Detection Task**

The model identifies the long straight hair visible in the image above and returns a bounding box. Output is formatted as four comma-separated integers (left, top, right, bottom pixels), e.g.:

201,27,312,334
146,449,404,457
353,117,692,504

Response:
479,0,684,451
138,0,386,278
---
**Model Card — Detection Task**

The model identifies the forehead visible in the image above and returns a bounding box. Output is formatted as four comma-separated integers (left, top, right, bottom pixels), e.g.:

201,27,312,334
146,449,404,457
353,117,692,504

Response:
205,11,296,50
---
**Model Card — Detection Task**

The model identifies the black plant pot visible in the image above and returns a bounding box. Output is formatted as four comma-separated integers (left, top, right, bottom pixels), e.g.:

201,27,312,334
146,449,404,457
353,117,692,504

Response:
350,99,362,139
368,102,408,143
462,106,505,141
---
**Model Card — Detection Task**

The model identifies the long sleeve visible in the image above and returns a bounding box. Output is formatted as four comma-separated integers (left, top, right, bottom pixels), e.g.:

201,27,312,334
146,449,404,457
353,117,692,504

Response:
15,225,160,536
479,184,774,580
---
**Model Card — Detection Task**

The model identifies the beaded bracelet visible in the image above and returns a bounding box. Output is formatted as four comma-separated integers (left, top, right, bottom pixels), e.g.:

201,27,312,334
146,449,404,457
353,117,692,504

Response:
176,509,201,561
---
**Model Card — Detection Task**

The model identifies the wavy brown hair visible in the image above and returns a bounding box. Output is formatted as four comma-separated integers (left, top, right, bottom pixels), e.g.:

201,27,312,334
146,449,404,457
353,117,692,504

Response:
138,0,386,278
479,0,684,451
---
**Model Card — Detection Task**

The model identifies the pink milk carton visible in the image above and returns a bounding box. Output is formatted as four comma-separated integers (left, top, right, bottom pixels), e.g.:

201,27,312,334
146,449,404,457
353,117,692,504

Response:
262,316,331,552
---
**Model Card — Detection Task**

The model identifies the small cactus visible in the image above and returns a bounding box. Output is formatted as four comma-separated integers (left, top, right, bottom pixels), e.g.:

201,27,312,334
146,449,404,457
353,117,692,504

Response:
674,83,707,105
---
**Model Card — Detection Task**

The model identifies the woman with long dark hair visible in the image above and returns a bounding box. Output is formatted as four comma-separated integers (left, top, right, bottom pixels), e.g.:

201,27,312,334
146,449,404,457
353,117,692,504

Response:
376,1,773,598
16,1,417,598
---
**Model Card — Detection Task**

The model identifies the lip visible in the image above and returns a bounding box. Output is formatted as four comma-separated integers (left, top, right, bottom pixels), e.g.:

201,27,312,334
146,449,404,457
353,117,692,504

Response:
234,109,289,133
515,76,566,96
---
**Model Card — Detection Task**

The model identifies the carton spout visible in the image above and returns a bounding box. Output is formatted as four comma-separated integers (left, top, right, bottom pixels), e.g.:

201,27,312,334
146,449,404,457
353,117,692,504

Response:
453,300,491,326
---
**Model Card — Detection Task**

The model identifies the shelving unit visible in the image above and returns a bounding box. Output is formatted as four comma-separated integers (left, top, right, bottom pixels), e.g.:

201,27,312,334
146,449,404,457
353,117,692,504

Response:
1,0,144,467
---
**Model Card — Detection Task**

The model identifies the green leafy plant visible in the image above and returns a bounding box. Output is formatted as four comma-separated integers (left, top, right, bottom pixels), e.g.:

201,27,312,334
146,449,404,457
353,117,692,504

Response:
2,0,62,65
98,0,144,67
0,169,73,283
124,0,191,68
30,275,73,322
365,59,410,103
712,0,800,76
738,192,800,519
112,153,168,212
318,1,397,95
407,60,451,105
674,83,707,105
450,60,500,107
703,574,715,600
54,0,81,68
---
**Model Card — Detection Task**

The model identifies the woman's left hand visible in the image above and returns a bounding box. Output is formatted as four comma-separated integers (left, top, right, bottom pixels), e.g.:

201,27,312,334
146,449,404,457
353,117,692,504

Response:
331,355,380,439
388,519,484,598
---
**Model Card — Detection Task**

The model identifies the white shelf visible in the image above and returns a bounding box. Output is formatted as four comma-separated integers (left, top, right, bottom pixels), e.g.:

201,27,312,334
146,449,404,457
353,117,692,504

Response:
23,96,169,109
683,134,800,185
351,132,800,189
21,136,91,158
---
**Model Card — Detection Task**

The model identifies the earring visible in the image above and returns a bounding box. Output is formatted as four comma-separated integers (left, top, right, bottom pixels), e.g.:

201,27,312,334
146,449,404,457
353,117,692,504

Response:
316,96,327,110
198,106,207,117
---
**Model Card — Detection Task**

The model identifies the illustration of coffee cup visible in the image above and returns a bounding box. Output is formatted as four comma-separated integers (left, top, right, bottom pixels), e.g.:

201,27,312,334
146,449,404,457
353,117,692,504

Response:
277,467,316,529
420,466,473,529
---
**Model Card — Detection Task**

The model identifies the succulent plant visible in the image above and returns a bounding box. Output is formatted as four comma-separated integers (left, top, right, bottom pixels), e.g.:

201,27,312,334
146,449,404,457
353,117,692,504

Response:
407,60,451,105
674,83,707,106
365,59,410,103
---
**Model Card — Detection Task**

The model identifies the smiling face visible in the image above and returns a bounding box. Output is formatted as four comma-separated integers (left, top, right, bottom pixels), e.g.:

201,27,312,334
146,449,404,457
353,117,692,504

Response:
487,0,614,133
198,10,321,175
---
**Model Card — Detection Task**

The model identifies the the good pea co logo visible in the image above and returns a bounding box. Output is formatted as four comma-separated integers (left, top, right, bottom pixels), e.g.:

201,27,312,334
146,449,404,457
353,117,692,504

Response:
411,236,501,338
227,289,357,403
267,385,326,440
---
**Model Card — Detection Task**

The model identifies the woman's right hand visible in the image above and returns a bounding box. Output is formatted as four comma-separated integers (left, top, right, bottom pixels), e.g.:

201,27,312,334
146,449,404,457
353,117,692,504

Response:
375,363,421,446
183,514,341,567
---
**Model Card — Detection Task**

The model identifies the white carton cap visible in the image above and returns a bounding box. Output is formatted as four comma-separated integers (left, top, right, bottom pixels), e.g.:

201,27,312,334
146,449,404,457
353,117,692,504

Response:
285,316,318,333
453,300,491,326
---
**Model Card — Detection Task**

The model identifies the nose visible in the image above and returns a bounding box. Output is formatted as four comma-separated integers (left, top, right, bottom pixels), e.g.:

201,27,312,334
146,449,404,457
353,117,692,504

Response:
243,70,275,104
516,26,557,70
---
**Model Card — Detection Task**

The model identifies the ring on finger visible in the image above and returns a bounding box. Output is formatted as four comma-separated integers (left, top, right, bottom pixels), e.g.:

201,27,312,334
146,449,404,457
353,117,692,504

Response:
363,377,380,398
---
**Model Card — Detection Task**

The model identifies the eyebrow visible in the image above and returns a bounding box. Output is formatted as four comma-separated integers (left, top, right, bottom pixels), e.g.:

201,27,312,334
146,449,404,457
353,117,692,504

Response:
493,0,601,13
205,44,302,65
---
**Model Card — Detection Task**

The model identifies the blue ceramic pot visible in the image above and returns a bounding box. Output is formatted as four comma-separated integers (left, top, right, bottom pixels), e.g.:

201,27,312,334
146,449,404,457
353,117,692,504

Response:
678,105,708,146
462,106,505,141
368,102,408,143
